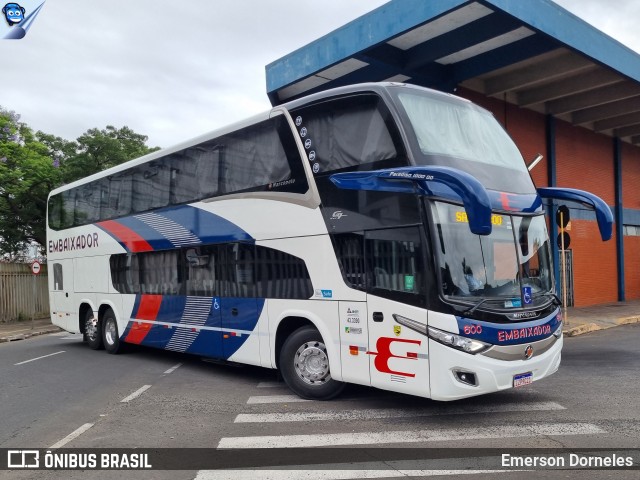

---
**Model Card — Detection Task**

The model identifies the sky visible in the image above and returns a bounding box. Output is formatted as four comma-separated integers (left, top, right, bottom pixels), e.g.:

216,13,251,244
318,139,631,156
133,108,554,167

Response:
1,0,640,149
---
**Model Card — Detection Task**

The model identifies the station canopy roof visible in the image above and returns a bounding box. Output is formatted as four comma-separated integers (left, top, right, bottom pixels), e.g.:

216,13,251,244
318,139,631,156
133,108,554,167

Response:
266,0,640,145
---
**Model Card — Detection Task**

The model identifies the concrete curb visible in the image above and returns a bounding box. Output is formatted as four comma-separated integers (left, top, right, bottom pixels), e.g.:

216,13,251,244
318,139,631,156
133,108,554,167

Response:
616,315,640,326
564,322,603,337
564,316,640,337
0,326,62,343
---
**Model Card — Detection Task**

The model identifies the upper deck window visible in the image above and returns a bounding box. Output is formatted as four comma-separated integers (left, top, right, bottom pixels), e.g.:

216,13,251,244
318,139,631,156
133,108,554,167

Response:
48,115,307,231
291,94,401,174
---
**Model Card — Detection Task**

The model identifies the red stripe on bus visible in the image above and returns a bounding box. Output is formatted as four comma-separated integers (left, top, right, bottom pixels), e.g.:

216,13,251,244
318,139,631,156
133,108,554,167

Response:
125,295,163,344
98,220,154,252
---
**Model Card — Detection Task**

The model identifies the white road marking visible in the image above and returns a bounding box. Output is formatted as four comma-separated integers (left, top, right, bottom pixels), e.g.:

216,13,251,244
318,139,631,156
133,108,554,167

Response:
121,385,152,403
49,423,94,449
164,363,183,374
257,381,284,388
247,395,311,404
195,469,516,480
218,422,604,449
59,336,81,340
235,401,565,423
14,351,65,366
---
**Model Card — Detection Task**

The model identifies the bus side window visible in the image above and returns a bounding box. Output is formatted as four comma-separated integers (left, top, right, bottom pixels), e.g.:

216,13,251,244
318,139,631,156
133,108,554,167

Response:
332,232,366,291
169,144,222,204
132,163,170,213
138,250,181,295
364,226,427,307
106,173,133,218
48,195,63,230
254,245,314,299
75,183,100,224
291,94,401,173
219,119,292,194
185,246,217,297
61,189,76,229
53,263,63,291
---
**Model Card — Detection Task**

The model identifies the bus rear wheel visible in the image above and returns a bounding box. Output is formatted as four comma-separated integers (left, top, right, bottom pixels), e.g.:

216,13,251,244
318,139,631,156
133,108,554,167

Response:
84,309,103,350
279,326,344,400
102,309,122,354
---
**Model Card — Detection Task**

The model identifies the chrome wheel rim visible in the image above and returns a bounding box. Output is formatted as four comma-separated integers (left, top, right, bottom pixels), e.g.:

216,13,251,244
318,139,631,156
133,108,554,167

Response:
105,319,117,345
294,341,330,385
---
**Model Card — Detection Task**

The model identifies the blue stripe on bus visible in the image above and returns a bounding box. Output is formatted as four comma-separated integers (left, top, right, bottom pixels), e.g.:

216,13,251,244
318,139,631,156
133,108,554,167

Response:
121,295,264,360
158,205,254,245
456,309,561,346
99,205,255,254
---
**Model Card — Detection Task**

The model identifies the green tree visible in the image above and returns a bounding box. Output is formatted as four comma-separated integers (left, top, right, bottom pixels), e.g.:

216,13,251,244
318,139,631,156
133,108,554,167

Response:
0,109,159,258
61,125,159,183
0,108,62,257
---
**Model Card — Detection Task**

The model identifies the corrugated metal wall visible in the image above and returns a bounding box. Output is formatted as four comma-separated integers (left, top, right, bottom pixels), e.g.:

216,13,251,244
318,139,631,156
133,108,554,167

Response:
0,264,50,322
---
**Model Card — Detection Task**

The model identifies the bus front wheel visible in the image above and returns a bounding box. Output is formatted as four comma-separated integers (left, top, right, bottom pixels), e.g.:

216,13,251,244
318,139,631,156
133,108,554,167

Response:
102,309,122,354
279,326,345,400
84,309,103,350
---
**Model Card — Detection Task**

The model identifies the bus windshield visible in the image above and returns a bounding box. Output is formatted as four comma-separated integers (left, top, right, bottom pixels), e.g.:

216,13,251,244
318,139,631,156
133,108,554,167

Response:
431,202,553,306
391,88,535,194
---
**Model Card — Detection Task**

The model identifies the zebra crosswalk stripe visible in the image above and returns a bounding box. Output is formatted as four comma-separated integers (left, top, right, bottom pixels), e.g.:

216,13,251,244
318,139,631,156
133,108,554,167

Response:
217,422,604,449
246,395,311,404
235,401,565,423
195,468,516,480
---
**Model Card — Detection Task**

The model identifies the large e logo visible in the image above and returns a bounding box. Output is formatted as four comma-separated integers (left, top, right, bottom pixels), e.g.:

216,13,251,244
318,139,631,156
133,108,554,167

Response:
368,337,421,378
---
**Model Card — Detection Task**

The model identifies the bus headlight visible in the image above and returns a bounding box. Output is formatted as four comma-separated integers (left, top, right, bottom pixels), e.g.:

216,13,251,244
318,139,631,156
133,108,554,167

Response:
427,325,491,354
553,323,563,338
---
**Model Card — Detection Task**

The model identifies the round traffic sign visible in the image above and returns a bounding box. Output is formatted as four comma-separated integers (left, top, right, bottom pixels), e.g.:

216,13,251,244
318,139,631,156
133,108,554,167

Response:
556,205,570,228
31,260,42,275
557,231,571,250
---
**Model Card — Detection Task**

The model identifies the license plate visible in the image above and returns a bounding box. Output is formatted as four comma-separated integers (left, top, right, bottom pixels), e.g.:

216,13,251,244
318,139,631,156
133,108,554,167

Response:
513,372,533,388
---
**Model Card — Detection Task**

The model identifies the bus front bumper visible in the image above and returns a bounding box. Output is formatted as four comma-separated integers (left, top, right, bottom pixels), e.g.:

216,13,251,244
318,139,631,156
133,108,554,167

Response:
428,335,562,401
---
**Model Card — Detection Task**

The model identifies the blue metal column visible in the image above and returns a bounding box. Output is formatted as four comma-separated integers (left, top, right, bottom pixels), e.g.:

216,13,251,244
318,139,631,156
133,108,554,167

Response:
614,137,625,301
546,115,560,294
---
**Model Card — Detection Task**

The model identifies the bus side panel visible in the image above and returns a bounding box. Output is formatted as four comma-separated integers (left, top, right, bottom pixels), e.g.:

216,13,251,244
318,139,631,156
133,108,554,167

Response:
226,299,269,368
338,301,370,386
74,255,109,294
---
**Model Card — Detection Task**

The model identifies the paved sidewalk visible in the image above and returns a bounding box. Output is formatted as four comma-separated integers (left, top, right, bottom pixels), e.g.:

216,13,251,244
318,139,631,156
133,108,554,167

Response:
564,299,640,337
1,300,639,343
0,317,61,343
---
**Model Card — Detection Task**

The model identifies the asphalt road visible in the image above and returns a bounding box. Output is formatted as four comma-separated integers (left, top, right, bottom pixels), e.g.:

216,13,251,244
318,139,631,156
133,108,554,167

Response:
1,325,639,479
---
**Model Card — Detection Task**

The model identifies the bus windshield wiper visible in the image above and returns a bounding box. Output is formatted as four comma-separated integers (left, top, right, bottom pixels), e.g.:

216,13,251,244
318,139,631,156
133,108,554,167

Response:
548,292,562,306
463,298,489,316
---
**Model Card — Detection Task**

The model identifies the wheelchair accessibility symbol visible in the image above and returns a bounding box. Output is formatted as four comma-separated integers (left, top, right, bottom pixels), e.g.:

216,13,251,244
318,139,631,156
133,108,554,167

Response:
523,286,532,305
213,298,220,310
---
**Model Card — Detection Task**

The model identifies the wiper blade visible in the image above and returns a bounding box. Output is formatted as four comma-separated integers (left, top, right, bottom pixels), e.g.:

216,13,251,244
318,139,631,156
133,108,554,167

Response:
463,298,489,316
549,292,562,306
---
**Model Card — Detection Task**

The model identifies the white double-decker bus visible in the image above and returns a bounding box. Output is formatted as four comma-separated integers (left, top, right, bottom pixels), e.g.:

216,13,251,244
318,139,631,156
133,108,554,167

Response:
46,83,612,400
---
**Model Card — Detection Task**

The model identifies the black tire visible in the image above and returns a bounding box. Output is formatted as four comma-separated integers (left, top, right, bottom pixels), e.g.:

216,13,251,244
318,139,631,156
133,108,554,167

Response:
83,308,103,350
279,326,345,400
102,309,122,354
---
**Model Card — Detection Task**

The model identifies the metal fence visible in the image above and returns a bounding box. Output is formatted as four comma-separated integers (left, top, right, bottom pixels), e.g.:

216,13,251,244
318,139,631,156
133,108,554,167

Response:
0,264,50,322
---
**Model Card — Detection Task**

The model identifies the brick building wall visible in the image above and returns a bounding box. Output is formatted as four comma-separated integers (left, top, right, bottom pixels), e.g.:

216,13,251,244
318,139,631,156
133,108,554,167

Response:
622,143,640,300
555,121,617,306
